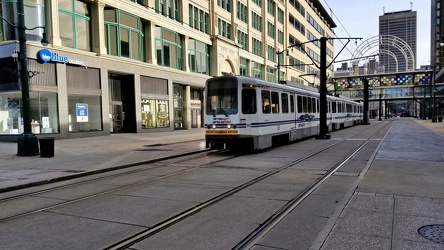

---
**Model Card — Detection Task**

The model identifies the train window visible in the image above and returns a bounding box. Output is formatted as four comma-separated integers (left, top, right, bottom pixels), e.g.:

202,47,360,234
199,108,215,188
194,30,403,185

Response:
328,101,331,113
307,97,312,113
297,95,302,113
290,95,295,113
242,89,257,114
281,93,289,113
332,101,336,113
262,90,271,113
346,104,352,113
302,96,308,113
316,99,319,113
271,91,279,113
206,78,238,115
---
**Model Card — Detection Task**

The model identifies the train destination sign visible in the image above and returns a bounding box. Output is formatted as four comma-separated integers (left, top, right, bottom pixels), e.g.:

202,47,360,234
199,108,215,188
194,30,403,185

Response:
206,130,238,134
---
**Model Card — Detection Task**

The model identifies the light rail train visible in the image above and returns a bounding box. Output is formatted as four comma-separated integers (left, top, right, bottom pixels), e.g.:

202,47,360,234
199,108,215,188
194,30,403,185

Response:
205,75,363,151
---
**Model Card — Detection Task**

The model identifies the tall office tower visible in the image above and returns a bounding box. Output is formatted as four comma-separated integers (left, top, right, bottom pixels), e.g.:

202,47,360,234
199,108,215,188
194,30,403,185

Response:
432,0,444,75
379,10,417,73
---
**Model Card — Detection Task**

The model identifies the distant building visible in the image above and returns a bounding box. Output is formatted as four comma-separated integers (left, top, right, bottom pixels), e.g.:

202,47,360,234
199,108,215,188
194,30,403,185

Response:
432,0,444,82
379,10,417,73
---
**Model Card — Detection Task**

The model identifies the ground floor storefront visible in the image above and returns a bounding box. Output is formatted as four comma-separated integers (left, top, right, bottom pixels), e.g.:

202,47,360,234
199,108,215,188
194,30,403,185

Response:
0,42,207,141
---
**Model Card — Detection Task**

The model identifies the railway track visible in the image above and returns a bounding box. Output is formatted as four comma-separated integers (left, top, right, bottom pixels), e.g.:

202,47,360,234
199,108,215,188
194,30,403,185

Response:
106,121,393,250
0,121,393,249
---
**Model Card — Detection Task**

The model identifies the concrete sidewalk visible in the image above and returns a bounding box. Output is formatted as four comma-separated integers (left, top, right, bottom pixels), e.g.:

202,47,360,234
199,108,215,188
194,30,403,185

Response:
0,129,206,192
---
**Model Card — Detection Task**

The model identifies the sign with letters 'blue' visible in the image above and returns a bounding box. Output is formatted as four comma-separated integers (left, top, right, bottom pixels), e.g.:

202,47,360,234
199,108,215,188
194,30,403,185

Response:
76,103,88,122
37,49,85,66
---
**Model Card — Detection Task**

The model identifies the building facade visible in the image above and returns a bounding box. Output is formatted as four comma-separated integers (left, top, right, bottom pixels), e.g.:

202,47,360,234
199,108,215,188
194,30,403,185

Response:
379,9,417,73
432,0,444,79
0,0,335,140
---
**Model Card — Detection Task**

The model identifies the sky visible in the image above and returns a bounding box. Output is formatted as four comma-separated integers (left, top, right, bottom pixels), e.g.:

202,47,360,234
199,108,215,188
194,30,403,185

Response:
321,0,431,69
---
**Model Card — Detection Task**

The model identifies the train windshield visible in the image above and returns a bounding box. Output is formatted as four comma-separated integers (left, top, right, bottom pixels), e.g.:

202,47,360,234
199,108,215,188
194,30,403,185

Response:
206,78,238,116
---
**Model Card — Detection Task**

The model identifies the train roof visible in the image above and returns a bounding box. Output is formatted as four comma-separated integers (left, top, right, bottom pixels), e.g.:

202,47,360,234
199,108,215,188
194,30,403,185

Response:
207,75,362,105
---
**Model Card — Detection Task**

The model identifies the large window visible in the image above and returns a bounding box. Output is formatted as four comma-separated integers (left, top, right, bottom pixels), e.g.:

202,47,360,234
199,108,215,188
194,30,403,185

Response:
237,1,248,23
59,0,91,51
155,0,182,21
217,0,231,12
267,0,275,16
266,66,275,82
188,4,209,34
252,38,262,56
252,12,262,31
251,61,262,79
104,9,144,60
155,27,182,69
237,30,248,50
218,18,232,39
141,99,169,128
267,45,275,62
68,95,102,132
240,57,249,76
267,22,275,38
0,92,59,135
2,0,46,42
188,39,209,75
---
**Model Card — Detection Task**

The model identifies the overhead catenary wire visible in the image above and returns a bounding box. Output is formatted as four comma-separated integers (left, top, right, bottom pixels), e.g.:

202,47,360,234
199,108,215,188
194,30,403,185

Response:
323,0,356,58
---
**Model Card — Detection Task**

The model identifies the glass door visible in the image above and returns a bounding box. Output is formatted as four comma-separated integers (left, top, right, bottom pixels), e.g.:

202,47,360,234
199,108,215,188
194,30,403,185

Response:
110,102,123,133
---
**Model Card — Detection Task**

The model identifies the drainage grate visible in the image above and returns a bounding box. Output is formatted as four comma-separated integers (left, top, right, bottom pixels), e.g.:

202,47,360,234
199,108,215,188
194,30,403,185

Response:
418,224,444,244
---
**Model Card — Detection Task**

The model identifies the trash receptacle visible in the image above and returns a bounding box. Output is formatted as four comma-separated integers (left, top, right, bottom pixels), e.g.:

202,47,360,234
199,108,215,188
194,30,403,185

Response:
439,117,443,122
39,137,55,158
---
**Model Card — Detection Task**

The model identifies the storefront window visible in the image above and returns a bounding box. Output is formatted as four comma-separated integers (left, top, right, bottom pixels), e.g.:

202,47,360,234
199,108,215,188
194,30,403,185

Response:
68,95,102,132
141,98,169,128
0,91,59,134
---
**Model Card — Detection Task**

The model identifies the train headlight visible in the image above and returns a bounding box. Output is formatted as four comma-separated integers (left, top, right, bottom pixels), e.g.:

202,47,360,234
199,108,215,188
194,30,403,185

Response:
212,124,216,129
227,124,231,129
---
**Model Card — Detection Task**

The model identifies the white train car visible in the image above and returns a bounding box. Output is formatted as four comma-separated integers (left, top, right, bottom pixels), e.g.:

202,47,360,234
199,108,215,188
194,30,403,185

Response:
205,75,363,151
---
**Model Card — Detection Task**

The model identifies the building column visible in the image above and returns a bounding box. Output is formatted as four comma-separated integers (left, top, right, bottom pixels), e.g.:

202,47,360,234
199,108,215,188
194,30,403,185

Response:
184,85,191,130
91,2,107,55
56,64,68,137
101,69,110,133
46,0,62,46
184,35,190,72
134,74,142,132
146,22,157,65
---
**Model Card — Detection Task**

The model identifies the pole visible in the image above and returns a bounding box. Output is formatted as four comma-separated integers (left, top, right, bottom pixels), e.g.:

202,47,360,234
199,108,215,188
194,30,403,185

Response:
378,89,382,121
17,0,39,156
363,78,369,125
432,67,437,122
277,50,281,83
316,37,330,139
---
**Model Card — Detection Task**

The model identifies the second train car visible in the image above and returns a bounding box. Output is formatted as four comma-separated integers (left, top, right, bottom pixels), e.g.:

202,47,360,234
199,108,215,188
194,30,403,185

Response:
205,75,363,151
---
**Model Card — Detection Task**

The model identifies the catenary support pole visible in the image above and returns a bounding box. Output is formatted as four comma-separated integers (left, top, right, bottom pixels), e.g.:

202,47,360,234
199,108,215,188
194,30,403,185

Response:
17,0,39,156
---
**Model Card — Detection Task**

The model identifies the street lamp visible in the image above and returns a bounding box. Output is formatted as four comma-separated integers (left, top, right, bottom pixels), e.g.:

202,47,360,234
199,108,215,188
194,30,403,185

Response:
1,0,48,155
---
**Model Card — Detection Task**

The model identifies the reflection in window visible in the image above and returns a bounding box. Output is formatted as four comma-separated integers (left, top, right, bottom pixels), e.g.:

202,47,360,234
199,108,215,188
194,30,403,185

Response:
141,98,170,128
68,95,102,132
104,9,144,60
0,92,59,134
2,0,46,42
59,0,91,51
188,39,209,75
155,27,182,69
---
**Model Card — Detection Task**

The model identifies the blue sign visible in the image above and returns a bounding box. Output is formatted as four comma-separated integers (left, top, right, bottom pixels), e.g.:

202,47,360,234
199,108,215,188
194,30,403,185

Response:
76,103,88,122
37,49,84,66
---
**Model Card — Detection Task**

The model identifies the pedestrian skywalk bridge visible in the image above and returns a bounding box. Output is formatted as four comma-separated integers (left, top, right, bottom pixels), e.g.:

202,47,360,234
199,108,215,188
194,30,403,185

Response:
332,70,444,101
